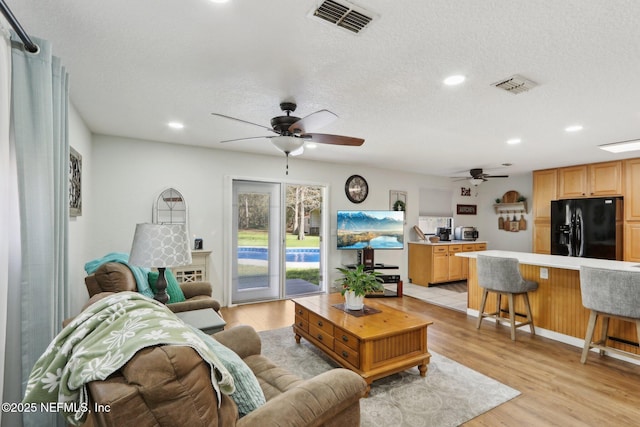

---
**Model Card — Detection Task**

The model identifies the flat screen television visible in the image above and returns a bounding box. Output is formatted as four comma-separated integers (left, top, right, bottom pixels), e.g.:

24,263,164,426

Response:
337,210,404,250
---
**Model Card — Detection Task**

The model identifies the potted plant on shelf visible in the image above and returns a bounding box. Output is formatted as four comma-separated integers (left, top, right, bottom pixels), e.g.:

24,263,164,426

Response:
335,264,384,310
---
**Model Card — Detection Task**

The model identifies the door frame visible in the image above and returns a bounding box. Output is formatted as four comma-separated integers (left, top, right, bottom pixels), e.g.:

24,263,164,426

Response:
223,175,329,307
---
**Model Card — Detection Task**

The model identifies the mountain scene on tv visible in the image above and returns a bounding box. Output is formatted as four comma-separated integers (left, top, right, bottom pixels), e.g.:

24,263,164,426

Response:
337,211,404,249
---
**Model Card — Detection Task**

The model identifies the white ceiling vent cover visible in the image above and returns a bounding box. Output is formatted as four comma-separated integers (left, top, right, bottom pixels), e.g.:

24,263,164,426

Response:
492,74,538,94
309,0,377,34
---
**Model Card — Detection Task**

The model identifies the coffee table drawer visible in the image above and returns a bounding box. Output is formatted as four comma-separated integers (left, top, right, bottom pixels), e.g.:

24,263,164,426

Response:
309,325,334,351
309,312,334,336
294,315,308,333
294,304,309,321
335,327,360,351
335,341,359,368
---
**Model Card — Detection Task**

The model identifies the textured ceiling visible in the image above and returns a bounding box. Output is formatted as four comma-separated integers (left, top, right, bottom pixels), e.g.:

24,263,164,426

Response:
7,0,640,178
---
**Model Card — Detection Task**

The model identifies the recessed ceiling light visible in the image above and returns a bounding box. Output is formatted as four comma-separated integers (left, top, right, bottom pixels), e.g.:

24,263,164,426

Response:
506,138,521,145
565,125,583,132
598,139,640,153
168,122,184,129
209,0,229,3
443,75,466,86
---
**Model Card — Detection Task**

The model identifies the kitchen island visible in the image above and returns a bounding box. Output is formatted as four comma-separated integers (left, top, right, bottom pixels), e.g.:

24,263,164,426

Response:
457,250,640,359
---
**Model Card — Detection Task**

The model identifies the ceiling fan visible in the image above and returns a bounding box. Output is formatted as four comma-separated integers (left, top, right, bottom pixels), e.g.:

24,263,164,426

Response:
212,102,364,173
454,168,510,186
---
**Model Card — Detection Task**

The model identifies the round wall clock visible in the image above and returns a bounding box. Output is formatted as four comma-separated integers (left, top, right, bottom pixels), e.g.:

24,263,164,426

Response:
345,174,369,203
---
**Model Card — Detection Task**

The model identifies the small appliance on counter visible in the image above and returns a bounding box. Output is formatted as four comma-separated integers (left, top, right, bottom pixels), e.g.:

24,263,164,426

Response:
436,227,452,241
454,226,479,241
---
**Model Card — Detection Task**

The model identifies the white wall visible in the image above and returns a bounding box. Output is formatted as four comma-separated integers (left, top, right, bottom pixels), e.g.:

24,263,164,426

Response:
451,174,533,251
68,104,93,314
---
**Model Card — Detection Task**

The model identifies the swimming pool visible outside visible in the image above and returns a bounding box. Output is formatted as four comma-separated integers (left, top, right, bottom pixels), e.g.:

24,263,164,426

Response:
238,247,320,263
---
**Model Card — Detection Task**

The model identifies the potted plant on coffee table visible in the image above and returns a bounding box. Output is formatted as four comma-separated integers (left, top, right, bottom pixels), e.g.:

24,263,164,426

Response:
335,264,385,310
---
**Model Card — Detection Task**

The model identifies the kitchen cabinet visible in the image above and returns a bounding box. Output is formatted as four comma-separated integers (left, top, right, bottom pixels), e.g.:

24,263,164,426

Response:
532,169,557,254
409,242,486,286
624,158,640,221
557,161,622,199
624,222,640,262
532,169,557,221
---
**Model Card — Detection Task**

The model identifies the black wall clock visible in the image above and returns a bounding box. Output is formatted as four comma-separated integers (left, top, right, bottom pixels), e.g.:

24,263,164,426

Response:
345,174,369,203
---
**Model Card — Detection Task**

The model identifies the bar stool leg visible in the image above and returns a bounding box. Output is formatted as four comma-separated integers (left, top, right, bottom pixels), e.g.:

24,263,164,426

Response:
507,293,516,341
496,294,502,324
599,315,610,356
477,289,489,329
581,310,598,364
523,292,535,336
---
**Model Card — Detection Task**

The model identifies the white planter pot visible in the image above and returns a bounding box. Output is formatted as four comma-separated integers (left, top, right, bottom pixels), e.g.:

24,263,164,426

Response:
344,290,365,310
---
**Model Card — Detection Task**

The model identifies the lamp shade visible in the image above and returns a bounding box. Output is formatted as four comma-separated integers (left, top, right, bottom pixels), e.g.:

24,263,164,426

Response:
129,223,192,268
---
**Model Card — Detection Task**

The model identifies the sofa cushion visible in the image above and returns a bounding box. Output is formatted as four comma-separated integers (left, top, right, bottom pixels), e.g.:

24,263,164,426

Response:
243,354,304,401
148,270,186,303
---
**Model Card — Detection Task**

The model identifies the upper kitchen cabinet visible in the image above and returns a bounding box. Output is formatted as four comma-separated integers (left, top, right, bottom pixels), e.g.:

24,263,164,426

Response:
532,169,557,221
557,161,622,198
624,158,640,221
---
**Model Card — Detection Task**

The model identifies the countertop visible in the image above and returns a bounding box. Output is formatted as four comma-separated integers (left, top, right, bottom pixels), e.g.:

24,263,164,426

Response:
456,250,640,272
410,240,488,246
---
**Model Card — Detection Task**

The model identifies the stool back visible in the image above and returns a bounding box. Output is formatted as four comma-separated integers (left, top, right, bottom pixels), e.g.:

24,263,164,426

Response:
579,266,640,318
477,255,528,293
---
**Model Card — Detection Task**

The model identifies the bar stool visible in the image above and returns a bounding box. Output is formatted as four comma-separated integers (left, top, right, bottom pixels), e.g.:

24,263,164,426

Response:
476,255,538,341
579,266,640,364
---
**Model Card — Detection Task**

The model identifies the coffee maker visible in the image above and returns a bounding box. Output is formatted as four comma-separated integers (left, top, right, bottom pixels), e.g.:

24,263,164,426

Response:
436,227,451,241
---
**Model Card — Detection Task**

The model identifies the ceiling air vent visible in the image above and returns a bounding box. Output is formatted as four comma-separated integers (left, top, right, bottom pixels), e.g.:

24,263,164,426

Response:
492,74,538,94
309,0,376,34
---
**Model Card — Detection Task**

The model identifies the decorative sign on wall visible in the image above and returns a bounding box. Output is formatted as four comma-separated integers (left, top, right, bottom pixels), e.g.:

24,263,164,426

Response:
69,146,82,217
461,187,471,197
456,204,477,215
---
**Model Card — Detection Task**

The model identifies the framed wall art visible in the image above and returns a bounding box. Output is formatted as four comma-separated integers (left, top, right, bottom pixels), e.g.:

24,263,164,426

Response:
456,204,477,215
69,146,82,217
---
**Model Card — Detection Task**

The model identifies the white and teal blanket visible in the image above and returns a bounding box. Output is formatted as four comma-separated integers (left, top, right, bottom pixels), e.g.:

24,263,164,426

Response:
22,292,237,425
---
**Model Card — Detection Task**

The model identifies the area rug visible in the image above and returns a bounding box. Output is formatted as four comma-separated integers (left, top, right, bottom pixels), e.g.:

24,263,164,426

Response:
259,327,519,427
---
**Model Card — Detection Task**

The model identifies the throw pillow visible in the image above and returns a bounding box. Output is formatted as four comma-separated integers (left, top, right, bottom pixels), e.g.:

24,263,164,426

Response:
148,270,186,303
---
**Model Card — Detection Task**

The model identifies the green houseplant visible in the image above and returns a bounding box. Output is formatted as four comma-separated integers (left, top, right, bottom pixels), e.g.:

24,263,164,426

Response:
335,264,384,310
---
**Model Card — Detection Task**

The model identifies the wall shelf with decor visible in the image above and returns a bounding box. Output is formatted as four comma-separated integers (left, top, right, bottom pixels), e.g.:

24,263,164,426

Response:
493,201,528,214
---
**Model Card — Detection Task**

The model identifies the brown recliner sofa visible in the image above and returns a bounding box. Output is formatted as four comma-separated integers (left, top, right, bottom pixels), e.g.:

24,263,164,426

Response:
85,261,221,314
82,315,367,426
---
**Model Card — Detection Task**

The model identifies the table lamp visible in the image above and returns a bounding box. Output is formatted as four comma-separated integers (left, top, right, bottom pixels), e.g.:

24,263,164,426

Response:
129,223,192,304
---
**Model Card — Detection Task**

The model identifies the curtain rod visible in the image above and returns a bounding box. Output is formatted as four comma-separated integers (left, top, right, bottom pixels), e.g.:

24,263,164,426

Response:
0,0,38,53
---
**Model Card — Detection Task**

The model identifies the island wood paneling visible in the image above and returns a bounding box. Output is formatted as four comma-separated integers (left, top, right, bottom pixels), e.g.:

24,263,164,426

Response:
468,259,639,355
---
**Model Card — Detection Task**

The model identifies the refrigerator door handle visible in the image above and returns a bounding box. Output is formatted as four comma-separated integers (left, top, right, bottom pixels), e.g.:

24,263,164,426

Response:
575,212,584,257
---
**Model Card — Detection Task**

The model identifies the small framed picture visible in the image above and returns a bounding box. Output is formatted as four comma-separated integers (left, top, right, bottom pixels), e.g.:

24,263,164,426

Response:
456,204,477,215
69,147,82,217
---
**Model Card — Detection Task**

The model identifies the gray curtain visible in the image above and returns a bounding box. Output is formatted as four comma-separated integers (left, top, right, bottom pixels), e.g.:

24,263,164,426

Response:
10,33,70,427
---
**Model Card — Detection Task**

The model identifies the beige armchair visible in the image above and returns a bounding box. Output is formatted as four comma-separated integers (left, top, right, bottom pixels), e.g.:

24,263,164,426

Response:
84,261,221,314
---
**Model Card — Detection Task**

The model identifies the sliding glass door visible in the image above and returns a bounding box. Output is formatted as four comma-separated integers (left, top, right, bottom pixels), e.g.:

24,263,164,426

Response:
232,180,281,303
231,180,325,304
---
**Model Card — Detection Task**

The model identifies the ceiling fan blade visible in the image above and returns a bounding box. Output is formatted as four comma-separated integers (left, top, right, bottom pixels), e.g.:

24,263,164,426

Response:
303,133,364,146
219,135,271,143
212,113,277,134
487,175,509,178
288,110,338,134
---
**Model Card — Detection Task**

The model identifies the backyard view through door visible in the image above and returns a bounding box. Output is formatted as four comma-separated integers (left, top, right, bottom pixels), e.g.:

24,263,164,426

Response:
232,180,323,304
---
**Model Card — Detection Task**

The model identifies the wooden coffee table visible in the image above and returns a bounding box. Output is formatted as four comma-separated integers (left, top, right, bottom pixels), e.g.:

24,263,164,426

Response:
292,293,432,396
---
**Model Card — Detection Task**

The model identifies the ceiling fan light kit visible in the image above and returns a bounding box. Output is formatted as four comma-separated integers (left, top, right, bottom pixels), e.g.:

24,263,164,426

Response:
271,135,305,156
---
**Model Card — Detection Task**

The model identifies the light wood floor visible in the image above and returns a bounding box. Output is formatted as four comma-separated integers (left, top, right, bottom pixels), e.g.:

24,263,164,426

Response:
221,295,640,426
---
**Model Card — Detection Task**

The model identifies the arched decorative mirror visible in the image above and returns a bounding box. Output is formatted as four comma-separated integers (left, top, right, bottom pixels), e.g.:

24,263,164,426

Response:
153,187,188,225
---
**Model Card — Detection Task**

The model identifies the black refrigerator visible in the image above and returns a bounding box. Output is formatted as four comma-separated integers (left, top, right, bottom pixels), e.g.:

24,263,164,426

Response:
550,197,622,260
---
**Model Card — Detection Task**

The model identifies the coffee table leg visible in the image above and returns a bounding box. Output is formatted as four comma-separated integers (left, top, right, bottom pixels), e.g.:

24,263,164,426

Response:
363,382,371,397
295,333,301,344
418,362,428,377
